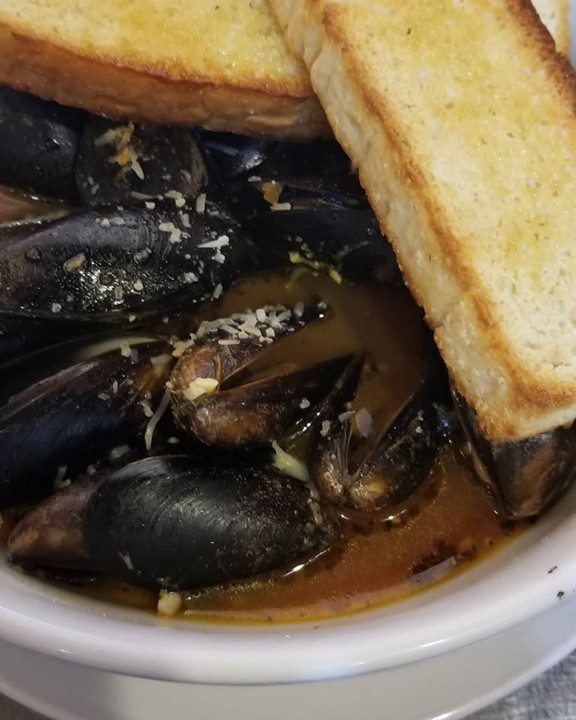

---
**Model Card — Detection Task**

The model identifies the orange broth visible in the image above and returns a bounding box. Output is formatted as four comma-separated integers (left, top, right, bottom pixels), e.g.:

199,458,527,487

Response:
78,270,514,622
0,187,516,623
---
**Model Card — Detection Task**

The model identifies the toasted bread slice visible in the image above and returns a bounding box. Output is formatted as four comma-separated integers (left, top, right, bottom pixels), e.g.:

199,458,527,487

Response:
0,0,328,139
269,0,576,441
0,0,568,140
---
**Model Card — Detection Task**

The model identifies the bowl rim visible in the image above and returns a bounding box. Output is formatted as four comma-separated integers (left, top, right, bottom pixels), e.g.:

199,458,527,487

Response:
0,484,575,685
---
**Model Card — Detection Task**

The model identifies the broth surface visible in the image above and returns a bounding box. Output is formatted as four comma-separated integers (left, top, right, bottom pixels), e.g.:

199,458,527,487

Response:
0,187,516,623
74,269,514,622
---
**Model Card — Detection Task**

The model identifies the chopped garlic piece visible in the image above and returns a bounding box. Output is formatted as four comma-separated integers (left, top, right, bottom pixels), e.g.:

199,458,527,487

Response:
195,193,207,214
355,408,373,438
271,441,309,482
171,339,195,358
63,253,87,272
183,377,220,402
157,590,183,617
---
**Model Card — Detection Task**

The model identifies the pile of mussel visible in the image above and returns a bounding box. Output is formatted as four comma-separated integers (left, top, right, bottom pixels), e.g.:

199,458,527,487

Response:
0,85,575,597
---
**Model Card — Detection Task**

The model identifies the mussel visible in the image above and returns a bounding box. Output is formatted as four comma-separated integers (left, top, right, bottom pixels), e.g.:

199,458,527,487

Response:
0,203,252,322
8,454,335,591
453,389,576,519
0,86,84,202
168,302,349,447
310,355,456,512
0,88,208,210
76,117,207,207
0,338,174,506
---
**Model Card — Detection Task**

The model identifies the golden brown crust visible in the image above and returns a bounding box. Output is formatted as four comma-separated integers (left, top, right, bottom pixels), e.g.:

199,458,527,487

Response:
556,0,572,53
0,0,566,140
532,0,571,54
449,1,576,436
0,23,329,139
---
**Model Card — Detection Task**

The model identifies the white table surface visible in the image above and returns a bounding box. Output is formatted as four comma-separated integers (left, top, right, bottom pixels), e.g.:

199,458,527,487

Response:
2,649,576,720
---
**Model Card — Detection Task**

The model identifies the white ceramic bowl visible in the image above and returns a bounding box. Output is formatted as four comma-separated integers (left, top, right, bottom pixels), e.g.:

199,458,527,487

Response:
1,8,576,720
1,483,576,687
2,479,576,720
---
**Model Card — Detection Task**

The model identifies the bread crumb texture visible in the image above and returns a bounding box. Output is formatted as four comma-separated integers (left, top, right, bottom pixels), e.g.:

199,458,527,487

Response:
271,0,576,439
0,0,309,92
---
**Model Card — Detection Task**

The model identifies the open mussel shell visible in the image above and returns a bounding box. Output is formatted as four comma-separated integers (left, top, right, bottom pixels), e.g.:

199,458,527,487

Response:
169,302,331,445
0,314,89,366
0,340,174,507
8,454,336,591
198,133,364,221
253,140,363,205
76,118,207,208
177,355,354,448
170,302,326,393
0,332,162,408
190,131,276,221
452,388,576,519
311,356,456,513
0,86,84,203
347,382,451,511
196,130,275,182
0,203,251,322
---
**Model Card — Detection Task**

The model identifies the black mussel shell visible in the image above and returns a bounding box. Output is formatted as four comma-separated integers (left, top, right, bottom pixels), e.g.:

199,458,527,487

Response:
255,140,356,192
198,134,363,220
0,314,89,366
0,331,161,408
247,139,366,212
453,389,576,519
169,303,327,393
244,206,402,285
0,86,84,202
85,455,334,590
76,118,207,207
175,355,354,448
9,455,337,591
168,302,329,445
0,203,251,322
196,130,276,182
347,384,450,511
0,341,174,506
311,353,456,513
